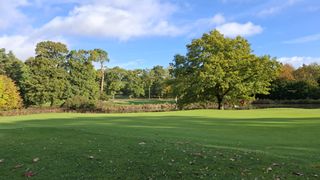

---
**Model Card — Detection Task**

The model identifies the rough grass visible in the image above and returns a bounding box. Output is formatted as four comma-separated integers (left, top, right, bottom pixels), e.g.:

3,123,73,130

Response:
0,109,319,179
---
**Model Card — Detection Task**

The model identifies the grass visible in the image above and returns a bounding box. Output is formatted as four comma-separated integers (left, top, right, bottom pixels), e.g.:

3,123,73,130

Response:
0,108,319,179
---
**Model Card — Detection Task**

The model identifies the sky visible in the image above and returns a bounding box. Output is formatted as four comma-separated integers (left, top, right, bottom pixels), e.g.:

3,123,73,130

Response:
0,0,319,69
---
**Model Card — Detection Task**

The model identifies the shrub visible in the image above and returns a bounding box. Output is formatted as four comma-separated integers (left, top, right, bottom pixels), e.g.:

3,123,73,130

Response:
62,96,97,110
0,75,22,110
101,103,176,113
253,99,320,105
99,94,110,101
0,107,64,116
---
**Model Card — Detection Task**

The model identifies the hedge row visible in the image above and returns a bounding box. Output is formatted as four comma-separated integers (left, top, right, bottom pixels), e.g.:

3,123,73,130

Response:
0,107,64,116
253,99,320,104
0,104,177,116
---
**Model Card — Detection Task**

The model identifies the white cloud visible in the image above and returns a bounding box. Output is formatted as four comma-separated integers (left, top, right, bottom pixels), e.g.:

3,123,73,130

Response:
258,6,282,17
0,1,264,60
0,35,34,60
284,33,320,44
107,59,145,69
219,0,256,3
39,0,184,40
216,22,263,37
0,0,183,59
210,14,226,25
0,34,68,60
0,0,29,30
188,14,262,38
257,0,301,17
278,56,320,68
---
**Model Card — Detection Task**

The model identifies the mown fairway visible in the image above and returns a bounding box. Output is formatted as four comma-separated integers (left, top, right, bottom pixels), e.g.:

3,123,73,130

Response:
0,108,319,179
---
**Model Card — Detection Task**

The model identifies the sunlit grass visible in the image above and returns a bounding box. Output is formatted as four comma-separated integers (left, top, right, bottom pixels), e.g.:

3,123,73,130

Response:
0,108,319,179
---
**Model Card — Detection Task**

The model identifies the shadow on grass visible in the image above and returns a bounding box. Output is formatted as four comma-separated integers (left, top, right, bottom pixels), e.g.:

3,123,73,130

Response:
1,115,319,128
1,115,319,156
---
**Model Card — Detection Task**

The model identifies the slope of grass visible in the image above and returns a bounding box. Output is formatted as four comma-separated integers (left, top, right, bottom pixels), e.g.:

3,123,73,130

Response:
0,109,319,179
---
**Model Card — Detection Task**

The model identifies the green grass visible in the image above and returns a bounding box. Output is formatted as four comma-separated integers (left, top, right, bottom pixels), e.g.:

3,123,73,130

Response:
0,109,319,179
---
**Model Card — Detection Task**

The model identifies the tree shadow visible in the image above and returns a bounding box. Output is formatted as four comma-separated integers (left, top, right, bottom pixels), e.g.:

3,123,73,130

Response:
1,114,319,162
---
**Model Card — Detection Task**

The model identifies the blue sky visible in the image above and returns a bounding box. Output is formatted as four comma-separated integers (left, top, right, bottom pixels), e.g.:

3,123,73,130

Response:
0,0,319,68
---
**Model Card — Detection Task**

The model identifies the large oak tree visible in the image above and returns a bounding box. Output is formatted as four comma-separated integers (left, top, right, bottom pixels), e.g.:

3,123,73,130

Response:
171,30,280,109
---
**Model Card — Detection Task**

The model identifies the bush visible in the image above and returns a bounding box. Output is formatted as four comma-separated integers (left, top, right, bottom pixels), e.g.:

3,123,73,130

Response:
253,99,320,105
62,96,97,110
0,107,64,116
0,75,22,110
99,94,110,101
101,103,176,113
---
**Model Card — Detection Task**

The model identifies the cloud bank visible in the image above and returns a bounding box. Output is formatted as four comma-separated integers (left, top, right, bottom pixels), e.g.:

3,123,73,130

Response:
0,0,263,60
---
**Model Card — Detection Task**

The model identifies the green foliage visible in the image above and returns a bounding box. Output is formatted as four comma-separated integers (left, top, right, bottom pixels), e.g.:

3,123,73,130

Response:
35,41,68,62
22,41,70,106
90,49,109,95
141,66,171,99
142,69,155,99
67,50,99,100
259,63,320,100
0,75,22,110
2,38,319,109
0,49,27,105
0,49,26,83
293,63,320,86
171,30,280,109
105,67,127,99
62,96,97,110
123,69,145,98
150,66,169,98
105,67,171,99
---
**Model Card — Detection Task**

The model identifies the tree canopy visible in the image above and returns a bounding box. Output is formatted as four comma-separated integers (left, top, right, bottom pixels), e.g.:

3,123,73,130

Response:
90,49,109,95
0,75,22,110
22,41,70,106
171,30,280,109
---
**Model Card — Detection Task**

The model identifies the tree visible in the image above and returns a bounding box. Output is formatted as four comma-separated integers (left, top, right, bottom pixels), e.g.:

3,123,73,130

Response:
22,41,70,106
90,49,109,96
123,69,145,98
279,63,295,80
0,49,27,103
0,75,22,110
294,63,320,86
66,50,99,100
0,49,25,82
171,30,280,109
142,69,155,99
150,66,168,99
105,67,127,99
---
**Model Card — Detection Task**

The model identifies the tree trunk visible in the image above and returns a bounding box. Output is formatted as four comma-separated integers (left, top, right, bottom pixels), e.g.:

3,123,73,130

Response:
148,86,151,99
217,96,224,110
50,97,54,107
100,62,104,95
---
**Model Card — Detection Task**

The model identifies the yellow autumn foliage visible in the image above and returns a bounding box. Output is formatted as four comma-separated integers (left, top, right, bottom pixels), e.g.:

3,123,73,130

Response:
0,75,22,110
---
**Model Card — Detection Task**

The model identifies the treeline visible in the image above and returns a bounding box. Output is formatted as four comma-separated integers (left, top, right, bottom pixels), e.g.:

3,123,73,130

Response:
1,30,320,111
258,63,320,100
0,42,172,110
